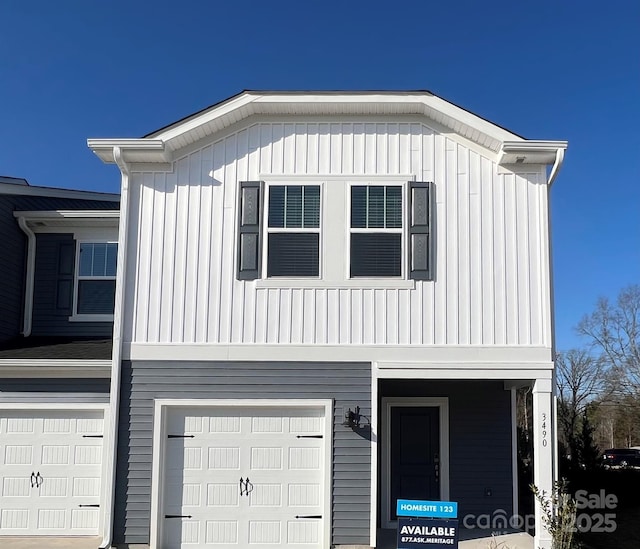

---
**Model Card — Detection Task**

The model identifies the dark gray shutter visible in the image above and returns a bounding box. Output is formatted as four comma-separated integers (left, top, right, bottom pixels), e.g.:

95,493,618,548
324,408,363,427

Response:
237,181,264,280
56,240,75,314
408,181,434,281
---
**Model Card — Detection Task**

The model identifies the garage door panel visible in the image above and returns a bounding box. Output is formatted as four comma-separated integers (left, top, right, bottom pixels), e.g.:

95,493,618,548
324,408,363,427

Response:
0,409,104,536
162,405,326,549
1,509,30,530
205,519,238,544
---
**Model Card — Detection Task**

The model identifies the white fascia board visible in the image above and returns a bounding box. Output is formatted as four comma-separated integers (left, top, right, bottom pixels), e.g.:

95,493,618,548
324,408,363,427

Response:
498,140,568,166
127,92,529,160
0,360,111,378
15,210,120,220
87,138,167,164
0,182,119,201
149,93,257,142
255,92,523,145
502,140,569,152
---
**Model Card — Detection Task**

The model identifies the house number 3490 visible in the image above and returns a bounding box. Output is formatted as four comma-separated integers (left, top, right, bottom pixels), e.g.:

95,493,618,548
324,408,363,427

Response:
541,413,548,447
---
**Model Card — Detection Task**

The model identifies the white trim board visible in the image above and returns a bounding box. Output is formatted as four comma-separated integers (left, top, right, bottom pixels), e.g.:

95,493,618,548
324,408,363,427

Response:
125,343,554,365
149,398,333,549
380,397,450,529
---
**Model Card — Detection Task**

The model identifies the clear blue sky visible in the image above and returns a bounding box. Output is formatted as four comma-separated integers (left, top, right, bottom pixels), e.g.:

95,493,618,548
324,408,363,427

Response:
2,0,638,351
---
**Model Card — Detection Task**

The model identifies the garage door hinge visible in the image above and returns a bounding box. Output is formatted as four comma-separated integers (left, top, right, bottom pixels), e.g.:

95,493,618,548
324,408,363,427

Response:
296,435,323,438
295,515,322,519
168,434,195,438
83,435,104,438
165,514,193,519
79,504,100,508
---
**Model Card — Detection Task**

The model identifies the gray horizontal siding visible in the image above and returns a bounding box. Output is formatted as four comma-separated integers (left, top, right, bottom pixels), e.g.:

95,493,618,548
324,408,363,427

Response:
31,233,113,337
115,360,371,546
0,378,110,403
380,380,513,519
0,197,27,342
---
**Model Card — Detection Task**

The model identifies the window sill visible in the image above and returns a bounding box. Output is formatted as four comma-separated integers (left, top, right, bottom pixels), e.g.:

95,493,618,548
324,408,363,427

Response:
254,279,416,289
69,314,114,322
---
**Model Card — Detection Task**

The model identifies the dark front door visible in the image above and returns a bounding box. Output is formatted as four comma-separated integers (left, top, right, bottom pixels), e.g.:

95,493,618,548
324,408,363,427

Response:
390,406,440,520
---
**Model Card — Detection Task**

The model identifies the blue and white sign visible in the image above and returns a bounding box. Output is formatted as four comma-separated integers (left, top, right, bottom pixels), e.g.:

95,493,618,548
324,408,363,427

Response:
397,499,458,519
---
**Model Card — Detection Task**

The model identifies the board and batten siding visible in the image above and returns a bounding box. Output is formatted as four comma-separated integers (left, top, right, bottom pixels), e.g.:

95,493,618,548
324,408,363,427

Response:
124,120,550,347
114,360,371,546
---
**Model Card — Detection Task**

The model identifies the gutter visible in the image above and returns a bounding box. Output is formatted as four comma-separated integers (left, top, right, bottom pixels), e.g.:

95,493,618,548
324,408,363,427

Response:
100,147,131,549
16,216,36,337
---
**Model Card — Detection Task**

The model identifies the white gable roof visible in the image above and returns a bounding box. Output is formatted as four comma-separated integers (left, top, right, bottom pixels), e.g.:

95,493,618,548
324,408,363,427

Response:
88,90,567,177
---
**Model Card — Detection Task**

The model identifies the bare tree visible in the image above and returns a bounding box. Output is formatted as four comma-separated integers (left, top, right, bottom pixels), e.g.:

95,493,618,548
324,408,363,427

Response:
556,349,606,452
577,284,640,396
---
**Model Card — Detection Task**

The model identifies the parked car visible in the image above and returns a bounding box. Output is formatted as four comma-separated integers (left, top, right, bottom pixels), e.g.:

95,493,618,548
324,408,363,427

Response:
602,448,640,468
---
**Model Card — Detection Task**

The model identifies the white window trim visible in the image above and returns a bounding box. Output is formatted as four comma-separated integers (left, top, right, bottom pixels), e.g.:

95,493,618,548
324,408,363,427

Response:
254,175,415,288
346,181,407,280
381,396,450,529
261,182,323,279
70,239,117,322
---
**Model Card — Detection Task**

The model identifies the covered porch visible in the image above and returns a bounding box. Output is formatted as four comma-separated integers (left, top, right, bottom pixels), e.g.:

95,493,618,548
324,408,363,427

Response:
372,369,555,549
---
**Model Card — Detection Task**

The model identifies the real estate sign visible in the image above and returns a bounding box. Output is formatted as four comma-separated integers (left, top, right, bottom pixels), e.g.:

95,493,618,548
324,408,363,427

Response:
397,499,459,549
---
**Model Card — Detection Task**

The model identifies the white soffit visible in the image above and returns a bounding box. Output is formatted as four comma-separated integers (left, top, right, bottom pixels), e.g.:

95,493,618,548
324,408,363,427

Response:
88,91,543,164
14,210,120,230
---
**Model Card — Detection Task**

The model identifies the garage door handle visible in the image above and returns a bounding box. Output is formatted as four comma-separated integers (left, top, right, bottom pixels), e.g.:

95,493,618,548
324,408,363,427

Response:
165,514,192,519
35,472,43,488
79,504,100,508
30,472,37,488
295,515,322,519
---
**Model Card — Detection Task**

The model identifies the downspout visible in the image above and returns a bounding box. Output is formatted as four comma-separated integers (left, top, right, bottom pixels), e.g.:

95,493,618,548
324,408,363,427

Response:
100,146,131,549
547,147,565,186
16,216,35,337
546,145,564,485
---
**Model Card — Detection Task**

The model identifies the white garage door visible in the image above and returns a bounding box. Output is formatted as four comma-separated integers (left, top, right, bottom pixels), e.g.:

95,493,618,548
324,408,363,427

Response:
0,409,103,536
162,406,327,549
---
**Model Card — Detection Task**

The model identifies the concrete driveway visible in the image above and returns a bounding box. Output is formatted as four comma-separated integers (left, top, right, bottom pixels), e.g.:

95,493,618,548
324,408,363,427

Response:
0,538,101,549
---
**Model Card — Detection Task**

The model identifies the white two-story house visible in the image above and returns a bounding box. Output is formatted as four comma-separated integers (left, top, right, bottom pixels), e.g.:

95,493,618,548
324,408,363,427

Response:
89,91,567,549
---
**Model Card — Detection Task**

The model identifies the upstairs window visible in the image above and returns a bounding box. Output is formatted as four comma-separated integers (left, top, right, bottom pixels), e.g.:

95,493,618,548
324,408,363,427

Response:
350,185,403,277
236,179,433,283
267,185,321,277
76,242,117,315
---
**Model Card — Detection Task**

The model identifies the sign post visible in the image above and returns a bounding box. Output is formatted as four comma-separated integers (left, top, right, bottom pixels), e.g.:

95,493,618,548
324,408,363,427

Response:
396,499,459,549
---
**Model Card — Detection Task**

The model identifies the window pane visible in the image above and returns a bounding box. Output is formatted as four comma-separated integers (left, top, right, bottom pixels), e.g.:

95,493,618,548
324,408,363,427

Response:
77,280,116,314
368,186,384,228
268,233,319,277
351,186,367,228
303,186,320,228
268,185,285,228
351,233,401,277
385,186,403,228
78,243,94,276
285,185,303,228
106,243,118,276
92,243,107,276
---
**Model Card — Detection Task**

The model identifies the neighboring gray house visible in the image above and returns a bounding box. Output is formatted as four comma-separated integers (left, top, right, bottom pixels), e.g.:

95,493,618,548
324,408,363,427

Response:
0,176,119,537
87,90,566,549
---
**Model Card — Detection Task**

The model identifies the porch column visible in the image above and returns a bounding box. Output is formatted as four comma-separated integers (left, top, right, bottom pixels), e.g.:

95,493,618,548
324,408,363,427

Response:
532,378,554,549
